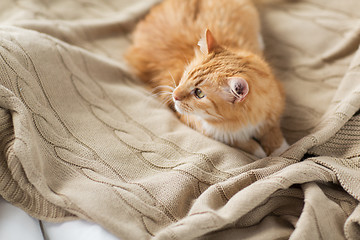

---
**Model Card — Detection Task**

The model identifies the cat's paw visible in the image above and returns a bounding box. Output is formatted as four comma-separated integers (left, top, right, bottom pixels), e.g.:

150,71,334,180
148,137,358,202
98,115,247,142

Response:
270,140,289,157
253,146,267,158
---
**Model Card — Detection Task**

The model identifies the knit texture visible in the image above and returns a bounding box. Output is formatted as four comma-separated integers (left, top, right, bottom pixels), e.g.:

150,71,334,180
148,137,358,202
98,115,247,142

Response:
0,0,360,239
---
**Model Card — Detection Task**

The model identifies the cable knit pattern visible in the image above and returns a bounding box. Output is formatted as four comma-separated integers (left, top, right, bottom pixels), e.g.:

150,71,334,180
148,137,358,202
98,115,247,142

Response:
0,0,359,239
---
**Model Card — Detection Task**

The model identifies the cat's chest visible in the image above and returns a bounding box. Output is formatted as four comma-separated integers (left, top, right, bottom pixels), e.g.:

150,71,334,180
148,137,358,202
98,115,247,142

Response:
199,119,263,144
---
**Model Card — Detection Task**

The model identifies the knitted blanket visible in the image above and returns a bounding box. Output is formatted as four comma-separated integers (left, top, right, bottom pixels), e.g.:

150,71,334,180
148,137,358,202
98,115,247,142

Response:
1,0,359,239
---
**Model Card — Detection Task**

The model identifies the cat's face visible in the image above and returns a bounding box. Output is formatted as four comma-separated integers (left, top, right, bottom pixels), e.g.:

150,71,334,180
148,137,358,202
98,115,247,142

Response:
172,30,271,124
172,50,251,122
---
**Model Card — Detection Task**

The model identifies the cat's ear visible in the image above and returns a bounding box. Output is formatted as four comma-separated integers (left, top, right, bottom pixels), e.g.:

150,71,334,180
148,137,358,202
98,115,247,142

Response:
226,77,249,103
198,29,219,54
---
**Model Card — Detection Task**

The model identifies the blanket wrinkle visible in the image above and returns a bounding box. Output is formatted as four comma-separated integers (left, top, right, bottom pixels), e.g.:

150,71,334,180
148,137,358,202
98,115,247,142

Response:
0,0,360,240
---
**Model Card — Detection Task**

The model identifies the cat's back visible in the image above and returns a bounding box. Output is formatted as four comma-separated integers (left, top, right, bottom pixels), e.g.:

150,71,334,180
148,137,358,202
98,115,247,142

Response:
126,0,261,85
134,0,260,51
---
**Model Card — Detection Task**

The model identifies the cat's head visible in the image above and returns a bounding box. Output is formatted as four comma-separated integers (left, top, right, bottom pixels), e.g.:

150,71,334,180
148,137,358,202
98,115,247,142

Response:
172,29,275,126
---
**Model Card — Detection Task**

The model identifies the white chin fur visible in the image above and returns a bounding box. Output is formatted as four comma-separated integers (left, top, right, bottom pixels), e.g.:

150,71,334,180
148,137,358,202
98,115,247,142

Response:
174,101,184,114
200,119,263,144
270,139,290,157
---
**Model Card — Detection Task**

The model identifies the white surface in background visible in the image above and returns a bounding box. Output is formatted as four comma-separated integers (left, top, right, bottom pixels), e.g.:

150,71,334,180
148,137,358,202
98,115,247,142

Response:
0,198,120,240
0,198,43,240
42,220,120,240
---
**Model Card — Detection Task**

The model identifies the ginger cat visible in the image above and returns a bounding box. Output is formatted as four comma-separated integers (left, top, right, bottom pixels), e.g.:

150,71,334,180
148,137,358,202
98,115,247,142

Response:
126,0,288,157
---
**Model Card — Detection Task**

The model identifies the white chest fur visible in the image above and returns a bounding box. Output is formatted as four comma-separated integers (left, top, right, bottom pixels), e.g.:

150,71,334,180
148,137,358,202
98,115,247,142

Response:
200,119,263,145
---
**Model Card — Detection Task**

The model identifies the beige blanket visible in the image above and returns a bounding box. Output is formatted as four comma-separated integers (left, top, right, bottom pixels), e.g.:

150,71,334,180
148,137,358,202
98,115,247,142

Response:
1,0,360,239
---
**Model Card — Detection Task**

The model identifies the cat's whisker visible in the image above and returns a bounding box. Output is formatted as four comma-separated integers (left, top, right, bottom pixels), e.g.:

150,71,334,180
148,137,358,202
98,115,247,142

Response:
151,85,175,93
163,97,173,105
162,95,174,106
142,90,173,111
149,91,172,99
182,53,190,65
156,91,173,96
168,71,177,88
160,95,174,107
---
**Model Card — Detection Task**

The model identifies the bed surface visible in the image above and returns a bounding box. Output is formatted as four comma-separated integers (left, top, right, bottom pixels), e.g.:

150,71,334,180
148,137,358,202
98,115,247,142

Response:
1,0,360,239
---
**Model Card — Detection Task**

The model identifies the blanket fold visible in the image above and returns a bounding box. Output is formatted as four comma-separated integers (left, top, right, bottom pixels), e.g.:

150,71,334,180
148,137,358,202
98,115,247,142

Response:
0,0,359,239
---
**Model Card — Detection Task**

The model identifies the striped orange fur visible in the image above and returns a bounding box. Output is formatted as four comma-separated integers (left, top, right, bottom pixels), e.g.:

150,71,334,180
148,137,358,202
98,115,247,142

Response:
126,0,288,157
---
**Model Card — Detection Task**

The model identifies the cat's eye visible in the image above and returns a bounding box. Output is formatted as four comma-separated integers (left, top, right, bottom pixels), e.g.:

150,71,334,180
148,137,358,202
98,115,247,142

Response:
194,88,205,99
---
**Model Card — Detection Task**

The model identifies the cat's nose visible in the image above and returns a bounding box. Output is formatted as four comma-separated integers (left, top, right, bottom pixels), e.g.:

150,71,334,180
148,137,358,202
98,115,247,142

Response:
172,90,182,101
173,94,181,101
